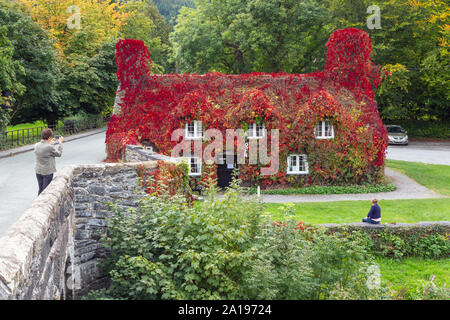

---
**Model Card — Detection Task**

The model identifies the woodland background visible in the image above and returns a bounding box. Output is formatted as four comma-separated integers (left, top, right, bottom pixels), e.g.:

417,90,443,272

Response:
0,0,448,134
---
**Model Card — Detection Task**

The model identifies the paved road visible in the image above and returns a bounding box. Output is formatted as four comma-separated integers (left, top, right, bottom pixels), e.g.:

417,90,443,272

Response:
0,131,106,237
387,141,450,165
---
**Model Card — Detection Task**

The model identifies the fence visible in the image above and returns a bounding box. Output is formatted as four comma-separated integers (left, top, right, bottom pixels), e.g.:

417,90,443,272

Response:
0,116,110,151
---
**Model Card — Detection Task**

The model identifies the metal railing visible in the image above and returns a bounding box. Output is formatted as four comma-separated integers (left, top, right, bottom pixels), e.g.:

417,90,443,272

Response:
0,116,110,151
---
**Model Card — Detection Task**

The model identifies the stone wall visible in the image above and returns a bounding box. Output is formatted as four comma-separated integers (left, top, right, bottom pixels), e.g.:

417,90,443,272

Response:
0,161,157,300
0,166,75,300
71,162,157,297
124,144,180,163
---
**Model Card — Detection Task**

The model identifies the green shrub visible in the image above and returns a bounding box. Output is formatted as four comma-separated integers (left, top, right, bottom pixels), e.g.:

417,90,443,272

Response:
63,113,105,133
413,234,450,259
378,233,406,259
88,177,387,300
327,226,450,259
249,183,396,195
417,277,450,300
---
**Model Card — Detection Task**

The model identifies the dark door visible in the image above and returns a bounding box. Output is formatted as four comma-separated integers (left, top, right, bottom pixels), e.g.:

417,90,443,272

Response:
217,155,237,188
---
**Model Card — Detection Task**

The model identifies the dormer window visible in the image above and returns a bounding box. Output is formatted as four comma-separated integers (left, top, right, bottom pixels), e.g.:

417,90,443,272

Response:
188,157,202,176
185,121,203,140
315,120,334,139
247,122,265,139
287,154,309,175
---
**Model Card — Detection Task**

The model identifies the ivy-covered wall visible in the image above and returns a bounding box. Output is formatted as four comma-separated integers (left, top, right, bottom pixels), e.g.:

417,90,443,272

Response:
106,28,388,187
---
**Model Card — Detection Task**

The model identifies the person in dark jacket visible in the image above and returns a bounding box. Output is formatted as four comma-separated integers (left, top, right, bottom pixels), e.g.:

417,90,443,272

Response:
363,198,381,224
34,128,64,195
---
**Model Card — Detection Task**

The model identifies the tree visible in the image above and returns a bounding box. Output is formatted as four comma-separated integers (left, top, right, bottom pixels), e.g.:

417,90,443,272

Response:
59,38,119,116
19,0,128,55
375,64,411,120
153,0,194,24
120,0,170,73
17,0,173,121
0,1,63,125
171,0,329,74
0,25,25,131
414,0,449,121
324,0,449,121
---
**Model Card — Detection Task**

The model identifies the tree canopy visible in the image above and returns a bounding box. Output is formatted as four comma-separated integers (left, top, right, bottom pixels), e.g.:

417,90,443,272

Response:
171,0,449,121
0,24,24,130
171,0,330,74
153,0,194,24
0,0,173,127
1,0,448,127
0,1,62,125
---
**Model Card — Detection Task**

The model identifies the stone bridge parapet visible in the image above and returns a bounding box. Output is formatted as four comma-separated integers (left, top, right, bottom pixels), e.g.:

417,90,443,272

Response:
0,161,157,300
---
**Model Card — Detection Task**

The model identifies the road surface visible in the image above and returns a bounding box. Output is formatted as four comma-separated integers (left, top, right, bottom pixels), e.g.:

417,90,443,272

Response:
0,131,106,237
387,141,450,165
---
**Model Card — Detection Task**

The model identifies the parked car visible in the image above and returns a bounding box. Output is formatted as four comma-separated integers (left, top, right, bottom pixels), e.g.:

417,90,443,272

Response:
386,125,409,145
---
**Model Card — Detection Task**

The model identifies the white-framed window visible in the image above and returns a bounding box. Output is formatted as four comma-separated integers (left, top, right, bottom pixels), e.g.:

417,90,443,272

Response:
188,157,202,176
315,120,334,139
287,154,309,174
247,122,265,139
185,121,203,140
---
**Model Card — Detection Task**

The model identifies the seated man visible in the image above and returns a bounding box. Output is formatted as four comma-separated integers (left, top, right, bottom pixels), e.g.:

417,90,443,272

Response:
363,198,381,224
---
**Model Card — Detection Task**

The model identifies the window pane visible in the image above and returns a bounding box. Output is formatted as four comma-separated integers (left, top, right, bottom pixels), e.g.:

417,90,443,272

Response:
292,155,297,167
190,158,201,174
256,123,263,137
248,123,255,138
299,156,305,171
324,121,333,137
187,123,195,136
315,123,322,137
196,121,203,137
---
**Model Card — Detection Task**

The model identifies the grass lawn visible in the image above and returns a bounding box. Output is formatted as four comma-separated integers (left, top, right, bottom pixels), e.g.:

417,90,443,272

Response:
265,198,450,224
386,160,450,196
264,159,450,224
6,120,46,131
376,257,450,299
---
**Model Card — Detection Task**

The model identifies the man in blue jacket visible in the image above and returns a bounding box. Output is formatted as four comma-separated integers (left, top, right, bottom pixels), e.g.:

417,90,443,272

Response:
363,198,381,224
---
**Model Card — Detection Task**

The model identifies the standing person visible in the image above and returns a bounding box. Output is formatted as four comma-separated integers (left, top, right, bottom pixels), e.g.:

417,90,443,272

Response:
34,128,64,195
362,198,382,224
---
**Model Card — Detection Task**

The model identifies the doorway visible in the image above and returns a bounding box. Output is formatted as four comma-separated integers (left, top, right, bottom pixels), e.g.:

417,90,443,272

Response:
217,153,237,189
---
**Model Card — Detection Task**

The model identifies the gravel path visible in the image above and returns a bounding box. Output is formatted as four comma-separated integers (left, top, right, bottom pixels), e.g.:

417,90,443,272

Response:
259,168,446,203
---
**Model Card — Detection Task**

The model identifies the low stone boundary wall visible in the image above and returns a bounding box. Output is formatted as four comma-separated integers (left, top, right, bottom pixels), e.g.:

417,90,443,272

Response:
320,222,450,258
319,221,450,229
0,161,157,300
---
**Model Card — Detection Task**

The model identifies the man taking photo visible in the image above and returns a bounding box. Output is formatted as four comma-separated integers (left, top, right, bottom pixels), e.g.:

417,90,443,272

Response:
34,128,64,195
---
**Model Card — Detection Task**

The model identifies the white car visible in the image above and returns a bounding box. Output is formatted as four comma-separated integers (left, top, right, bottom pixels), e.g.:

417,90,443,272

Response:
386,125,409,146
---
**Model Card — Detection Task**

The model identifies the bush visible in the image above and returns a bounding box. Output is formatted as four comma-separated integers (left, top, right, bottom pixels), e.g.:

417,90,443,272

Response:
417,277,450,300
249,183,396,195
412,234,450,259
63,113,105,133
88,177,387,300
328,225,450,259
